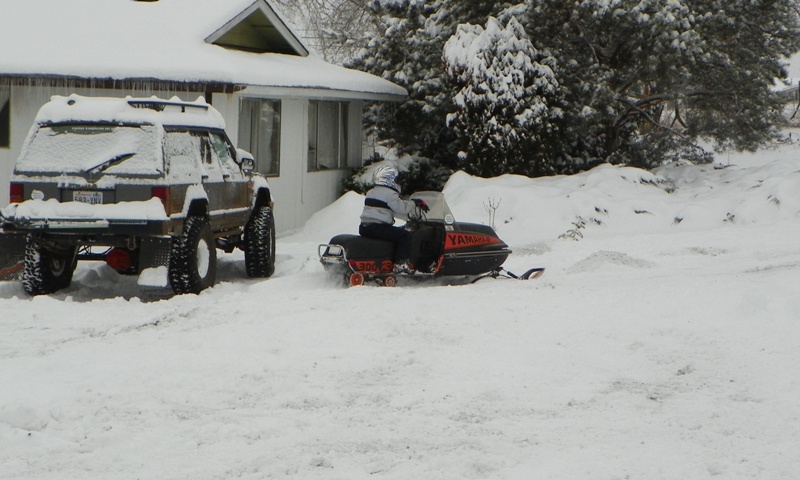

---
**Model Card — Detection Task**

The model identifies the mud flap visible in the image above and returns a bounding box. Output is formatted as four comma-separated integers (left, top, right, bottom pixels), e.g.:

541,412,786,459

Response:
138,236,172,270
135,236,173,292
0,232,26,281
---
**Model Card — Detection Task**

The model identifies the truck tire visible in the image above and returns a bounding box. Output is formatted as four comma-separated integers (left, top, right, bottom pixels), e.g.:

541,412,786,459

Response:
22,235,77,296
244,205,275,277
169,216,216,294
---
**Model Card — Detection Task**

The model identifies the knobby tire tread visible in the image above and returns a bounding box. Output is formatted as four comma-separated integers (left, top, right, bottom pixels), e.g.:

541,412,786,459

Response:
22,235,76,296
244,205,276,278
169,216,216,294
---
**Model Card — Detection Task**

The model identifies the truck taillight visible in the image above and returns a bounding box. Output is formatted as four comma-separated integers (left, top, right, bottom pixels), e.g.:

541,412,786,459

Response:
105,248,134,274
9,183,24,204
151,187,170,213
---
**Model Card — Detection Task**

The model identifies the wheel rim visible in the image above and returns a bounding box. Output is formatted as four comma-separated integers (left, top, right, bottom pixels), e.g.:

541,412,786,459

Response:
49,256,67,276
196,238,210,278
349,272,364,287
384,276,396,287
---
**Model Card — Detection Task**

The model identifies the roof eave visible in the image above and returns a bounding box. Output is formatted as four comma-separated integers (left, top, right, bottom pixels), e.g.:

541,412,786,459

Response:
239,85,407,102
0,74,244,93
0,74,408,102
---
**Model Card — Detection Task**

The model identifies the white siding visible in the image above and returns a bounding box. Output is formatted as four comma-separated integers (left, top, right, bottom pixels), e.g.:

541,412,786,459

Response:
229,95,363,233
267,97,306,232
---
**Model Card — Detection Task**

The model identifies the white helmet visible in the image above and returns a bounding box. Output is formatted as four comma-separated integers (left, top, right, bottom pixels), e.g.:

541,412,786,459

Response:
372,164,400,190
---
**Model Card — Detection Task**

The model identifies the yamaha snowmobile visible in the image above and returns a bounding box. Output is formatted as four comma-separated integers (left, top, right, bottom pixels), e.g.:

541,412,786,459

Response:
318,192,544,286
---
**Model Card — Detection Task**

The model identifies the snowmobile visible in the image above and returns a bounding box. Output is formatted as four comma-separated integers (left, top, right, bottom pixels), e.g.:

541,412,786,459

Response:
318,191,544,286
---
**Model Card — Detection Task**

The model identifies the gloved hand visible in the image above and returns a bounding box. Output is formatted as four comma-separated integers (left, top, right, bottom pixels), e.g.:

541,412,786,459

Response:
413,199,430,212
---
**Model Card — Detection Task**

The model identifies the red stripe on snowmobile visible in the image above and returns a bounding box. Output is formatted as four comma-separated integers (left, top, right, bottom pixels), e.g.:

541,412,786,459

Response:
444,232,501,251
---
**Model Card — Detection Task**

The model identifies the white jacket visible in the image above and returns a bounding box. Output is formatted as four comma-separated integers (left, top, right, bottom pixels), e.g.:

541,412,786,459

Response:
359,185,416,225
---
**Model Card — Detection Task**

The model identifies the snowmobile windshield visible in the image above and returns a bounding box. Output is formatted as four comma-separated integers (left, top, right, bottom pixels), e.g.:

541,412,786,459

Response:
410,191,455,224
15,123,164,177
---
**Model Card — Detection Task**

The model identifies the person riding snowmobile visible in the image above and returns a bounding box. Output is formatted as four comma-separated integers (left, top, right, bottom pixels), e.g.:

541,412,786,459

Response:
359,164,429,274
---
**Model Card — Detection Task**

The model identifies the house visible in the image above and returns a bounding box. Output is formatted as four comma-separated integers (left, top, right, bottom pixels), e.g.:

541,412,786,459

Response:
0,0,406,232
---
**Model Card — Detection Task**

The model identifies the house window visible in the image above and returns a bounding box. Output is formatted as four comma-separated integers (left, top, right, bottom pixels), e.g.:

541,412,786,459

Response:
0,86,10,148
308,101,348,171
239,98,281,176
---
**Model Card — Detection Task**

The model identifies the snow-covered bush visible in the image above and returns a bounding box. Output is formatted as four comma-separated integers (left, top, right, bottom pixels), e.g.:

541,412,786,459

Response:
350,0,519,164
444,16,562,177
525,0,800,168
354,0,800,176
342,156,452,194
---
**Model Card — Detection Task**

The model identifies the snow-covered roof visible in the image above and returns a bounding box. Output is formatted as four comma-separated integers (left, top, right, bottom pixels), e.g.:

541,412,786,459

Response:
0,0,406,101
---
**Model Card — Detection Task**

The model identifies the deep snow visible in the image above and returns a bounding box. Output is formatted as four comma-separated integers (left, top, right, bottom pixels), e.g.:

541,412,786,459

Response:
1,138,800,479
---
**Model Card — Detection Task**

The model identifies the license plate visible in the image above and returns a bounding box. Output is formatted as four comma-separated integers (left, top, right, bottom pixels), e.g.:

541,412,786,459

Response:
73,191,103,205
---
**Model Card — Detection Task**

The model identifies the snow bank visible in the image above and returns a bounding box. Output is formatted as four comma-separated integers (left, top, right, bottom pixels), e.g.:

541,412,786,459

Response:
445,153,800,246
308,141,800,250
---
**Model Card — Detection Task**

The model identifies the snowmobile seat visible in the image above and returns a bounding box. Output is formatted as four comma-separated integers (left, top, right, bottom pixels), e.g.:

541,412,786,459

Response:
328,234,396,260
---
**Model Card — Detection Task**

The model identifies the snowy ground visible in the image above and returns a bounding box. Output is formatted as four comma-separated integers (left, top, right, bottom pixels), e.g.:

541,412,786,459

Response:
2,138,800,479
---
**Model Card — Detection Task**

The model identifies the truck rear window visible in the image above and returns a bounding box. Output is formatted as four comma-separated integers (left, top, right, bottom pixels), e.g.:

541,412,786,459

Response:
15,124,164,176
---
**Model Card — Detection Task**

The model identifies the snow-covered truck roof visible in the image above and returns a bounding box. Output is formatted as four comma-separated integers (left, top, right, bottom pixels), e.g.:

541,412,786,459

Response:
35,95,227,129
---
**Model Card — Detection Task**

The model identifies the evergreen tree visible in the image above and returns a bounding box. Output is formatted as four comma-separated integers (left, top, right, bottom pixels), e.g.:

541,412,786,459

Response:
350,0,519,164
348,1,437,158
526,0,800,168
353,0,800,176
444,16,562,177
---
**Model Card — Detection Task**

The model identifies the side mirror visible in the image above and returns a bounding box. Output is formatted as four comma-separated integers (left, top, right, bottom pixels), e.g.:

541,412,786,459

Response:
237,149,255,175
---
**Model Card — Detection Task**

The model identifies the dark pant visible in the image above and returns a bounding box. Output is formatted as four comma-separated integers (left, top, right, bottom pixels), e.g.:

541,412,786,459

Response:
359,223,413,262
